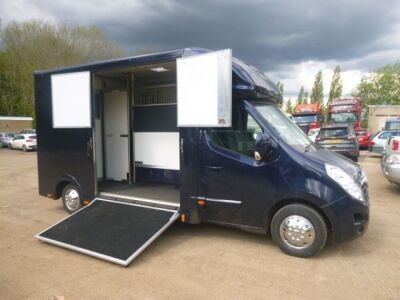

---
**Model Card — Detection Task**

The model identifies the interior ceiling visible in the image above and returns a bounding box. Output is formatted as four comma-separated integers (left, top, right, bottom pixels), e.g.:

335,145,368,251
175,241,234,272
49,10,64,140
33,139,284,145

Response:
96,61,176,81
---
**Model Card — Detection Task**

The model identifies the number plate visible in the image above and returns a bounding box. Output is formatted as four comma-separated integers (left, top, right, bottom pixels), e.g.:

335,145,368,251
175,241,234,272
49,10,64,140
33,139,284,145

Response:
329,139,341,144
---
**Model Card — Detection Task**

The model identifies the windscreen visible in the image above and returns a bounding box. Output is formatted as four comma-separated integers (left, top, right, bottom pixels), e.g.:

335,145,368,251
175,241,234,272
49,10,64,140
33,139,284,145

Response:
6,133,15,137
254,104,311,149
319,128,349,138
330,112,357,123
293,115,317,123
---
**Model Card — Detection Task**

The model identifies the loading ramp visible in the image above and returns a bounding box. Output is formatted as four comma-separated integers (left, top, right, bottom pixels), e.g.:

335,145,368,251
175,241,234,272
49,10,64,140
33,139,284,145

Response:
36,198,179,266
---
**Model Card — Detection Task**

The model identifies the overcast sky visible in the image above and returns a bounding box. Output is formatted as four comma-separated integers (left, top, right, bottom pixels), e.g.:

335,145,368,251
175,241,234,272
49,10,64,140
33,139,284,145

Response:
1,0,400,100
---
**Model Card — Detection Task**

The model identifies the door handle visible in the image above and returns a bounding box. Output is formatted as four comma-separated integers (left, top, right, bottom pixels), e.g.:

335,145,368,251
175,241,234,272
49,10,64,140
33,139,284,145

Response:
206,165,222,171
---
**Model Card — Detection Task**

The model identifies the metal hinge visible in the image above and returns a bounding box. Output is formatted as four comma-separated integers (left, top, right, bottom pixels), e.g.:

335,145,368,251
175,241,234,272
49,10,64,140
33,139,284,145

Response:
180,138,184,154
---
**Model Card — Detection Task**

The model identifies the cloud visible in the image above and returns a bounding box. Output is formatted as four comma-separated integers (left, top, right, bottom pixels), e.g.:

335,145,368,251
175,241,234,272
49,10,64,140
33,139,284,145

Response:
1,0,399,97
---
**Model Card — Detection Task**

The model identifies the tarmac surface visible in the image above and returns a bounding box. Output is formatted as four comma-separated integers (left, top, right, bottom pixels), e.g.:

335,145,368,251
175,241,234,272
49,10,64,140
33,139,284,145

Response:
0,149,399,299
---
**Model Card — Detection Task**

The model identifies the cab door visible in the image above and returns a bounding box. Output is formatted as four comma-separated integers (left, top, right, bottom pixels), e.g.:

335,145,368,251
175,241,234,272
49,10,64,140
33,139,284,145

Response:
200,105,278,228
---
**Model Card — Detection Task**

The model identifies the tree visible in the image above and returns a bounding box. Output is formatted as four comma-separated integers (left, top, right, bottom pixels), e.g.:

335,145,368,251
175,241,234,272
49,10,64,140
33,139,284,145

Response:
354,63,400,107
310,70,323,104
328,65,343,103
297,86,305,104
285,98,294,114
277,81,284,95
0,20,126,119
304,91,309,104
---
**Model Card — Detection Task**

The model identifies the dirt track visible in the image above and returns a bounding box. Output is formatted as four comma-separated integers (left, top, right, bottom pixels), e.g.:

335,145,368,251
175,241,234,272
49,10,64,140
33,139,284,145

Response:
0,149,399,299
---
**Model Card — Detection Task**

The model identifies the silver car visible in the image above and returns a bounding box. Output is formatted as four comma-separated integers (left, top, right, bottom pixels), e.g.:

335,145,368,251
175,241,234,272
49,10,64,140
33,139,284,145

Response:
370,131,400,154
381,154,400,185
0,132,16,148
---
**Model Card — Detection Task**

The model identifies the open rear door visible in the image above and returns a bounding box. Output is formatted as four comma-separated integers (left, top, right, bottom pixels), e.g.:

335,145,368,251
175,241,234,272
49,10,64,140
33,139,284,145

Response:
36,199,179,266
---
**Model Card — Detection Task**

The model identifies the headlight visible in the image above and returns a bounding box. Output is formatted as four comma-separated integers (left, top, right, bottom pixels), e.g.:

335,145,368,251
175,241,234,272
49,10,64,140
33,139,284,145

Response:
325,164,364,202
385,154,400,165
360,168,368,185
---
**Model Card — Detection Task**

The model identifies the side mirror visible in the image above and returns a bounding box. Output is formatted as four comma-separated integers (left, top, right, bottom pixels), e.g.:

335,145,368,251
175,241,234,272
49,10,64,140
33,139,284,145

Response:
254,133,274,161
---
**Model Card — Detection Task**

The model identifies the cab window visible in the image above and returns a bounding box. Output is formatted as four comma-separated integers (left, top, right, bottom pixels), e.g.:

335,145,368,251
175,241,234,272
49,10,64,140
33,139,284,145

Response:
208,107,262,158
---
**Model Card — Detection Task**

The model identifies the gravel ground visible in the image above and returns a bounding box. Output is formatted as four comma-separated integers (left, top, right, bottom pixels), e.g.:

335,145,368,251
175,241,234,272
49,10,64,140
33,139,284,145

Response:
0,149,399,299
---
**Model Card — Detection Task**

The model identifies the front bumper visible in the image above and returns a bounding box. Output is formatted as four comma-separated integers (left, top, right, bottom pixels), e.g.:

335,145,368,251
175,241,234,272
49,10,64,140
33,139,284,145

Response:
381,163,400,185
322,194,369,243
358,140,370,148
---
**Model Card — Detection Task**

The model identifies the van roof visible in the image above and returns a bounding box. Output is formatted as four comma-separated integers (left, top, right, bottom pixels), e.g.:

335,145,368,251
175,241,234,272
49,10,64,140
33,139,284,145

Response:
34,47,282,103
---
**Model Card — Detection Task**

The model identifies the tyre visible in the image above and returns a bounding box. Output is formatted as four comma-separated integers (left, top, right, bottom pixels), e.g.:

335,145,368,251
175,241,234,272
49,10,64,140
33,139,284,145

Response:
8,143,12,149
270,204,327,258
22,145,27,152
353,156,359,162
62,184,82,214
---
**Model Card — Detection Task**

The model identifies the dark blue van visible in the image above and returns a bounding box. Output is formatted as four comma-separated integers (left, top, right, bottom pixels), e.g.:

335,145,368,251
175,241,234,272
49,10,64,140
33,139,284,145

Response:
34,48,369,266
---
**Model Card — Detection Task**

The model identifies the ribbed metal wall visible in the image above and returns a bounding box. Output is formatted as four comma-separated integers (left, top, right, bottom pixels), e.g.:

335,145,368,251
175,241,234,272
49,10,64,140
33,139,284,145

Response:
134,85,176,106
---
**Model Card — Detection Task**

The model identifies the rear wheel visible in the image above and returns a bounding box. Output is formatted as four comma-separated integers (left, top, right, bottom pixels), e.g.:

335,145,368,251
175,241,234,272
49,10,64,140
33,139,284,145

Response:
353,155,359,162
62,184,82,214
271,204,327,258
22,145,27,152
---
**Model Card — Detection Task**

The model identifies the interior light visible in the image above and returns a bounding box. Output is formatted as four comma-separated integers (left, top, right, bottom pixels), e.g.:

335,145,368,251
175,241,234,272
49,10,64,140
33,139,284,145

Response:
150,67,169,72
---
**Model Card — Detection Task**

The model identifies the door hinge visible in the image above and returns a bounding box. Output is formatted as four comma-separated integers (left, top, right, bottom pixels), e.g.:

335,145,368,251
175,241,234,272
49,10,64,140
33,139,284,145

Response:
180,138,184,154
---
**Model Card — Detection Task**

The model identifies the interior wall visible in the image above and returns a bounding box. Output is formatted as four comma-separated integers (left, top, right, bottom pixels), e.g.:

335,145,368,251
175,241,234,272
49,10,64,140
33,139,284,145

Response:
94,64,180,186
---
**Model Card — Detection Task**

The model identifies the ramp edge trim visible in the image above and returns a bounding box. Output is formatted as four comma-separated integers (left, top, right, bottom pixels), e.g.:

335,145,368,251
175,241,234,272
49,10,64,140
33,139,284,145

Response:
99,192,180,208
35,198,180,266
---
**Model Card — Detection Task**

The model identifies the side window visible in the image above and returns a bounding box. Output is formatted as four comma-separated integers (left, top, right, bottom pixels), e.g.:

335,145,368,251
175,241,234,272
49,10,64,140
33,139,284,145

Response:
379,132,390,139
209,108,263,158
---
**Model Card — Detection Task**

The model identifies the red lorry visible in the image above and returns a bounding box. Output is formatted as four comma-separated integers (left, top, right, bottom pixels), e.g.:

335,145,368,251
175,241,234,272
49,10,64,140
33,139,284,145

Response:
292,103,323,134
328,97,371,148
328,98,362,129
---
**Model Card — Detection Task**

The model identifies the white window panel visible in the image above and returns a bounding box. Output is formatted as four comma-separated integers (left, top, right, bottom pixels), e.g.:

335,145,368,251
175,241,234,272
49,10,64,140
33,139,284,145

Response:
51,71,91,128
177,49,232,127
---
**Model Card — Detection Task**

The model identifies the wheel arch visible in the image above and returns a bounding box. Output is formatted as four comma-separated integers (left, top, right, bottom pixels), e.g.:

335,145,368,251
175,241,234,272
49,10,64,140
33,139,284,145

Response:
54,175,82,200
265,198,332,237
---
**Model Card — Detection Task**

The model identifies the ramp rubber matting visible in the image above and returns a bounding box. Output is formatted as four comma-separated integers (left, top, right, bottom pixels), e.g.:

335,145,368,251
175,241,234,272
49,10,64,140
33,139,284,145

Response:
36,198,179,266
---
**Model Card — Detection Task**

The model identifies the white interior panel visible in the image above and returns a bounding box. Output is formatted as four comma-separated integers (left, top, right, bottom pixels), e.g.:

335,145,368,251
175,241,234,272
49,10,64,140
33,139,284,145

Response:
104,91,129,181
51,71,91,128
134,132,180,170
177,49,232,127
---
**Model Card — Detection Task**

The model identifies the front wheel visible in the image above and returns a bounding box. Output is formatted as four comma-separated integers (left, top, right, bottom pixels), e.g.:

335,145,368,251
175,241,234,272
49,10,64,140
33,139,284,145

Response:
271,204,327,258
22,145,27,152
62,184,82,214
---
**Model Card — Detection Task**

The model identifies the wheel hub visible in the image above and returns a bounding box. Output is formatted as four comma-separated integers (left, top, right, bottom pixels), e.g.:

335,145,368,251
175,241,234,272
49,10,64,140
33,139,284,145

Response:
65,188,80,211
279,215,315,249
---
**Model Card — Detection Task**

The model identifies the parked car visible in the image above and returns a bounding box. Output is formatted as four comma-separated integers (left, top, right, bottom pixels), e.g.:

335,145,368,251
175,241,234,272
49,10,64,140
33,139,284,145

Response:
8,134,37,151
355,129,371,149
20,128,36,134
370,131,400,154
0,132,15,148
308,128,320,143
383,136,400,157
381,154,400,185
315,124,359,161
